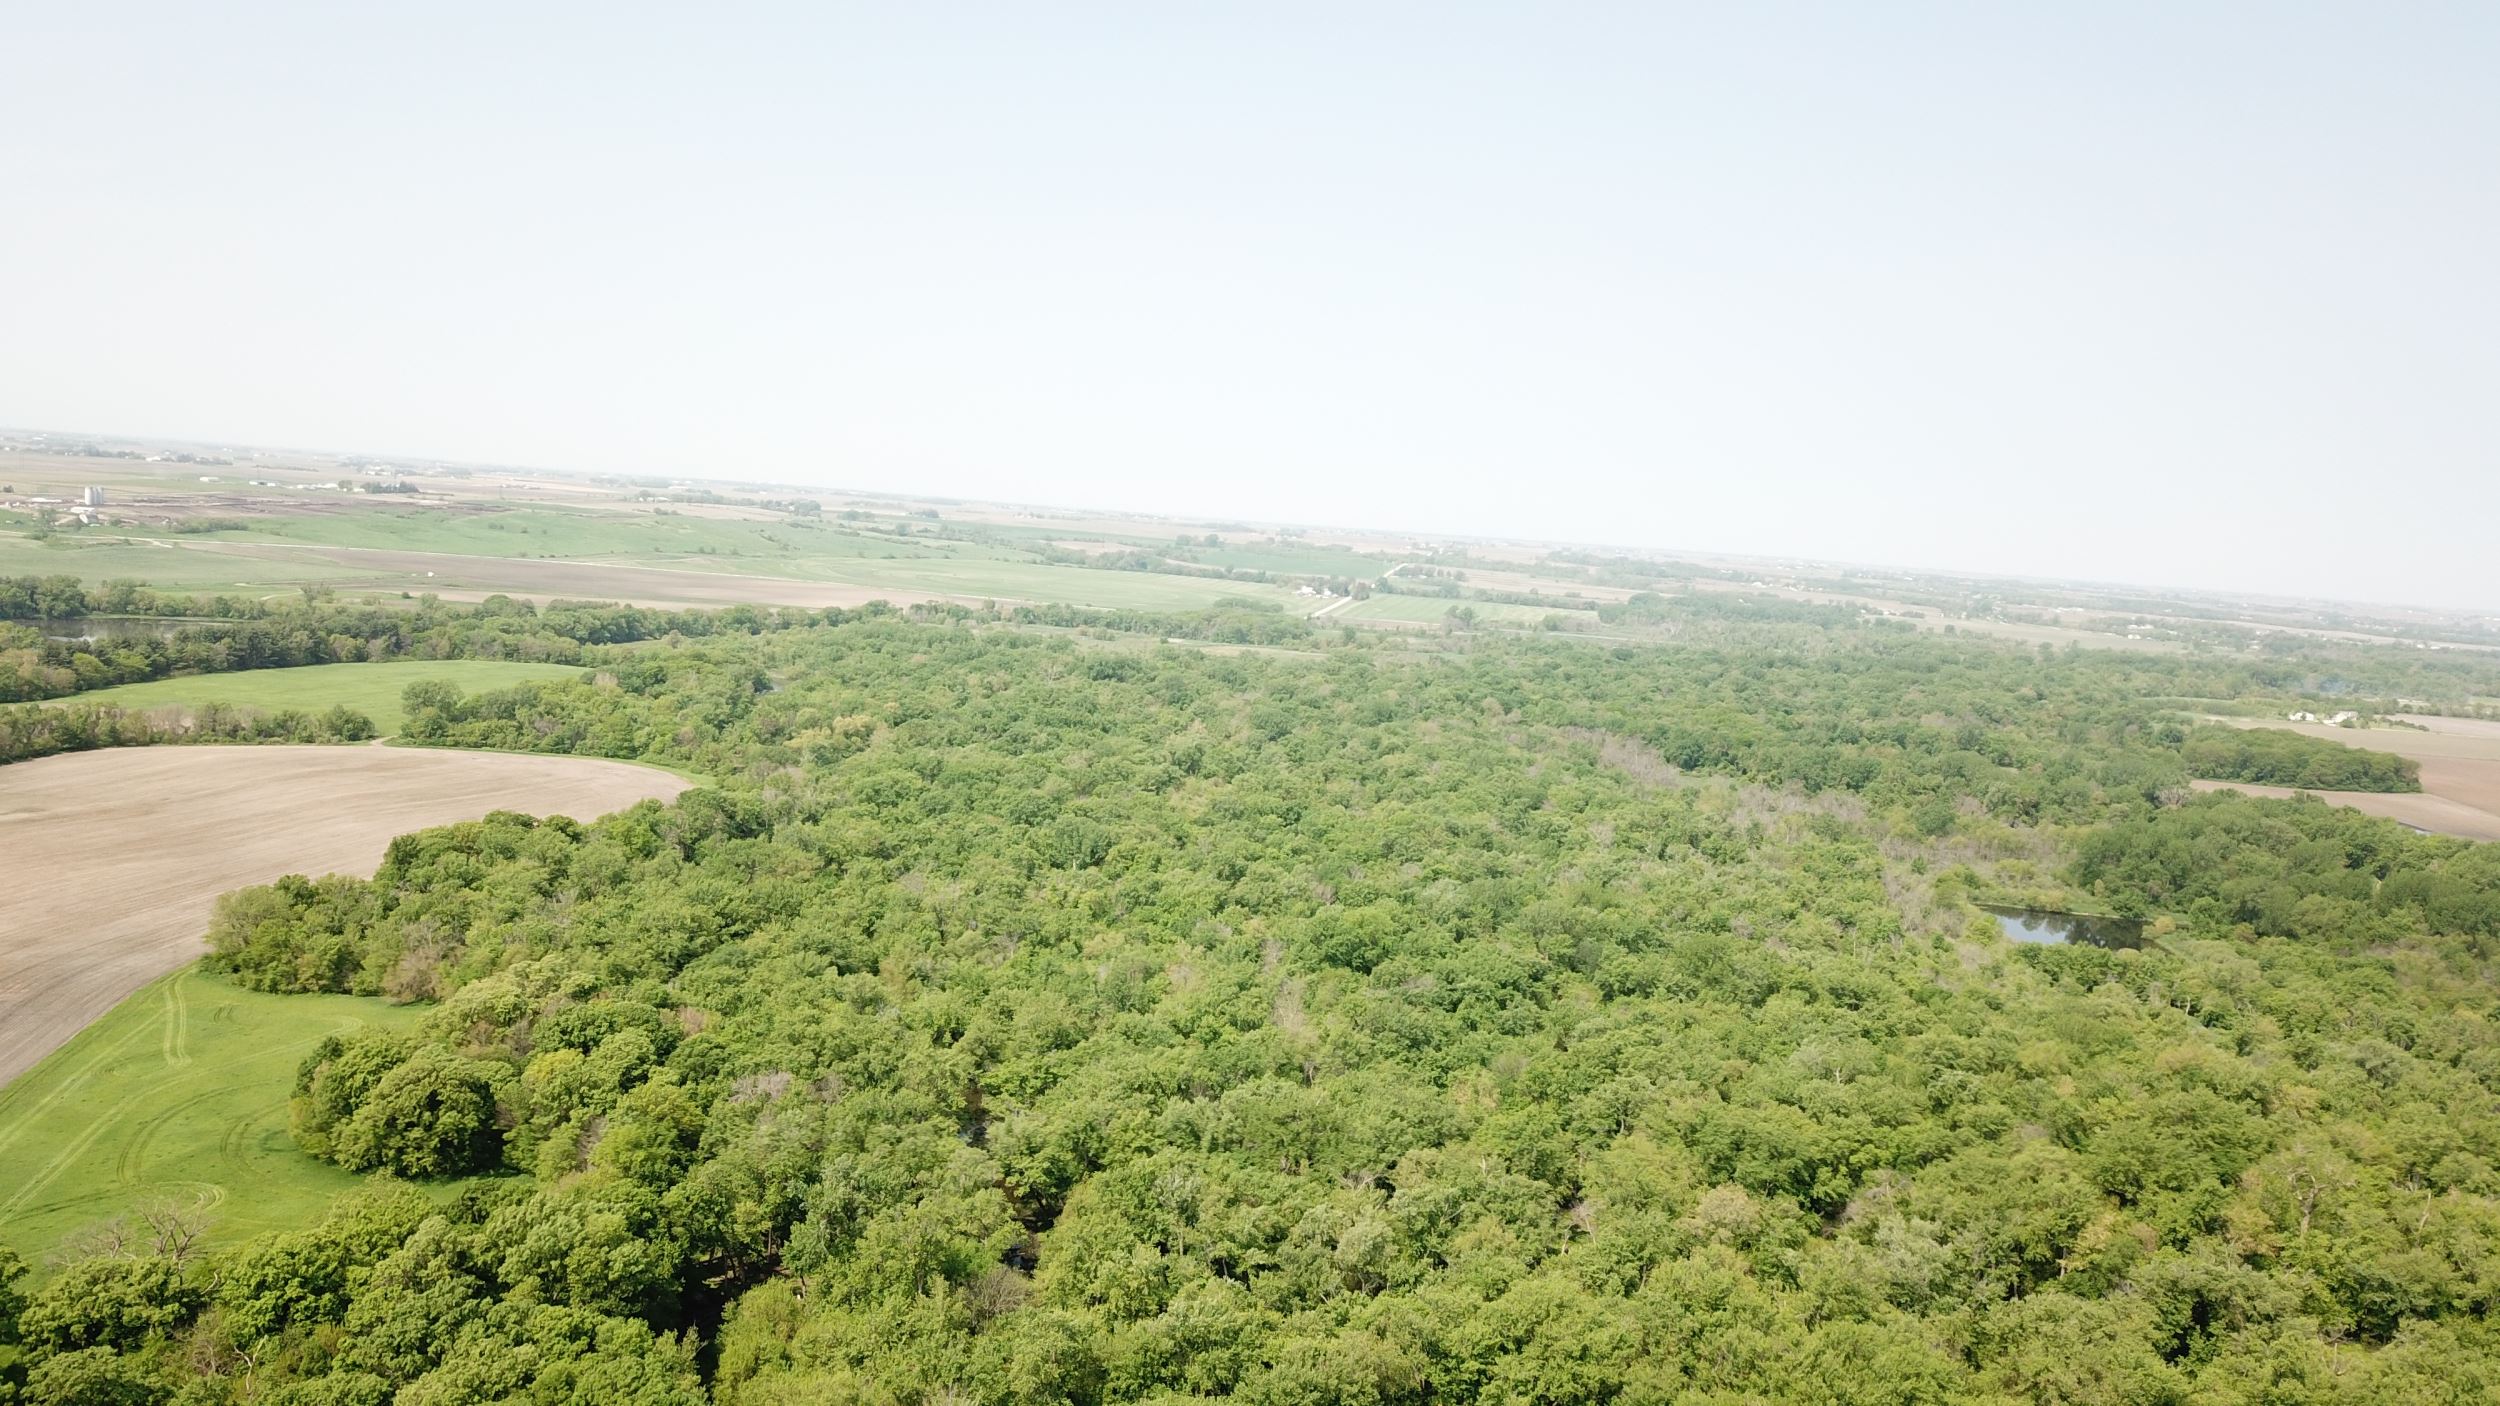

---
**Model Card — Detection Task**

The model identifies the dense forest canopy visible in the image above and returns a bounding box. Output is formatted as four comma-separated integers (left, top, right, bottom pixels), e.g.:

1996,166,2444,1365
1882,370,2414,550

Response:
2178,726,2421,794
5,612,2500,1405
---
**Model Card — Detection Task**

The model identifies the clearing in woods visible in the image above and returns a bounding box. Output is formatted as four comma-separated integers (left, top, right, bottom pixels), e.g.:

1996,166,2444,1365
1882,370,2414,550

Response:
0,967,434,1265
60,659,590,733
0,745,690,1092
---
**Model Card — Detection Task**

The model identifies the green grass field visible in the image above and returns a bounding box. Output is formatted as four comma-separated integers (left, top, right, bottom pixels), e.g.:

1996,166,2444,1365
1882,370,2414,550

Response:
66,660,588,732
0,968,431,1267
2,515,1312,614
1186,542,1397,577
205,505,980,564
0,533,389,592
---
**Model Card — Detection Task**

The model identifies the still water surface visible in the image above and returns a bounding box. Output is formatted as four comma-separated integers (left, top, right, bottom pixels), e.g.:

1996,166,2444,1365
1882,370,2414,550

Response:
1981,905,2146,949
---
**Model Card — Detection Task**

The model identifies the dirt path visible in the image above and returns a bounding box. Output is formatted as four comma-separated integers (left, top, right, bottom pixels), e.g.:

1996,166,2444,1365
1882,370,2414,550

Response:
0,747,688,1090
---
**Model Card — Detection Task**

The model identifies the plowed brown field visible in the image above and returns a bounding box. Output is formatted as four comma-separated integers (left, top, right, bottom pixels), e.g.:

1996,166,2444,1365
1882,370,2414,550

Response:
0,747,687,1088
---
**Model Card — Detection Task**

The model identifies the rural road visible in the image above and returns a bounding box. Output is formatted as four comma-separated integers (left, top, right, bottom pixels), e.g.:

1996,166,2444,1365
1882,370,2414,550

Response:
0,746,688,1090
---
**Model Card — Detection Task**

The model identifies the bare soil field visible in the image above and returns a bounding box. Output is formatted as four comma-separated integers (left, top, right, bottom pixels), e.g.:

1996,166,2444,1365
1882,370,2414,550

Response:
2211,717,2500,839
2390,714,2500,742
2187,779,2500,842
0,747,687,1089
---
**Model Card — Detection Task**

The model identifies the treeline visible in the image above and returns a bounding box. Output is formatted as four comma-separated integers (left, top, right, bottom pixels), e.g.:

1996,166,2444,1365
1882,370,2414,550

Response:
2180,725,2422,792
0,698,377,765
0,576,882,704
1596,589,1873,630
395,655,769,767
1007,601,1317,646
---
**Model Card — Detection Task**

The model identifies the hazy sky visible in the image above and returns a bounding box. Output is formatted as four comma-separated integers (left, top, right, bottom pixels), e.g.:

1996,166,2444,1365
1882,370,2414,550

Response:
5,3,2495,608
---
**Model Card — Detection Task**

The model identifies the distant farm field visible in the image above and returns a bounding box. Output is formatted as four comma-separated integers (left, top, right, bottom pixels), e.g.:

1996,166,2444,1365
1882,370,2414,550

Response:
2186,779,2500,842
0,746,689,1090
2212,715,2500,839
662,554,1310,611
0,968,431,1265
1339,594,1564,627
65,660,587,733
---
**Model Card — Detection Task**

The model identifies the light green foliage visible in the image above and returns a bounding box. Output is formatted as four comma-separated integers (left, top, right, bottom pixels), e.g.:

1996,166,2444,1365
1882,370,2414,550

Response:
24,1347,163,1406
17,1258,199,1354
17,613,2500,1402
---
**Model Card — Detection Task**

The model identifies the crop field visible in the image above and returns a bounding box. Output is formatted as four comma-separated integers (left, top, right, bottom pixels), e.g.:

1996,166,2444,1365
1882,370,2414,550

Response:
2186,779,2500,841
1,519,1308,613
715,555,1311,610
0,746,688,1089
0,534,389,593
1338,593,1567,627
1183,541,1398,577
2215,715,2500,838
65,659,588,732
0,968,431,1265
203,505,976,564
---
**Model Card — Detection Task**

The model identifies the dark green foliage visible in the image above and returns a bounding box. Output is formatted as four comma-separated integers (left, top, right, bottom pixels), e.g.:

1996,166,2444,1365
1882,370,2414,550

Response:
0,699,376,767
0,1246,25,1345
2076,791,2500,939
2181,724,2420,791
292,1035,502,1177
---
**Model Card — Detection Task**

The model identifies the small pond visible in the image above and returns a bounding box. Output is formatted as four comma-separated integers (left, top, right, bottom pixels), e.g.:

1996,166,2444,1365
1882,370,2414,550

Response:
1981,905,2146,949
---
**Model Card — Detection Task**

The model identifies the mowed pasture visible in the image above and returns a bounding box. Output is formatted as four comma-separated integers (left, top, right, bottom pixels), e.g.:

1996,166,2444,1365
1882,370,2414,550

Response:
0,968,431,1264
0,746,689,1091
2208,715,2500,839
63,659,587,733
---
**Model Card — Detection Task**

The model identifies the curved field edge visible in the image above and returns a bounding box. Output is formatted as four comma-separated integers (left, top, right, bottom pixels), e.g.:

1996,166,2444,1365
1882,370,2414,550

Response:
0,745,693,1089
0,966,451,1268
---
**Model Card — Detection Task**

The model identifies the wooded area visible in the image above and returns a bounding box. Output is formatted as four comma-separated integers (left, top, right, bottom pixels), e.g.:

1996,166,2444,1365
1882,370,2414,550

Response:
5,611,2498,1405
2179,726,2421,793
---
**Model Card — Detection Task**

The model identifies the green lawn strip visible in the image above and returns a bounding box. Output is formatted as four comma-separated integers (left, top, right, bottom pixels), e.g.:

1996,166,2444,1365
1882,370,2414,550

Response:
0,967,457,1270
59,660,590,733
